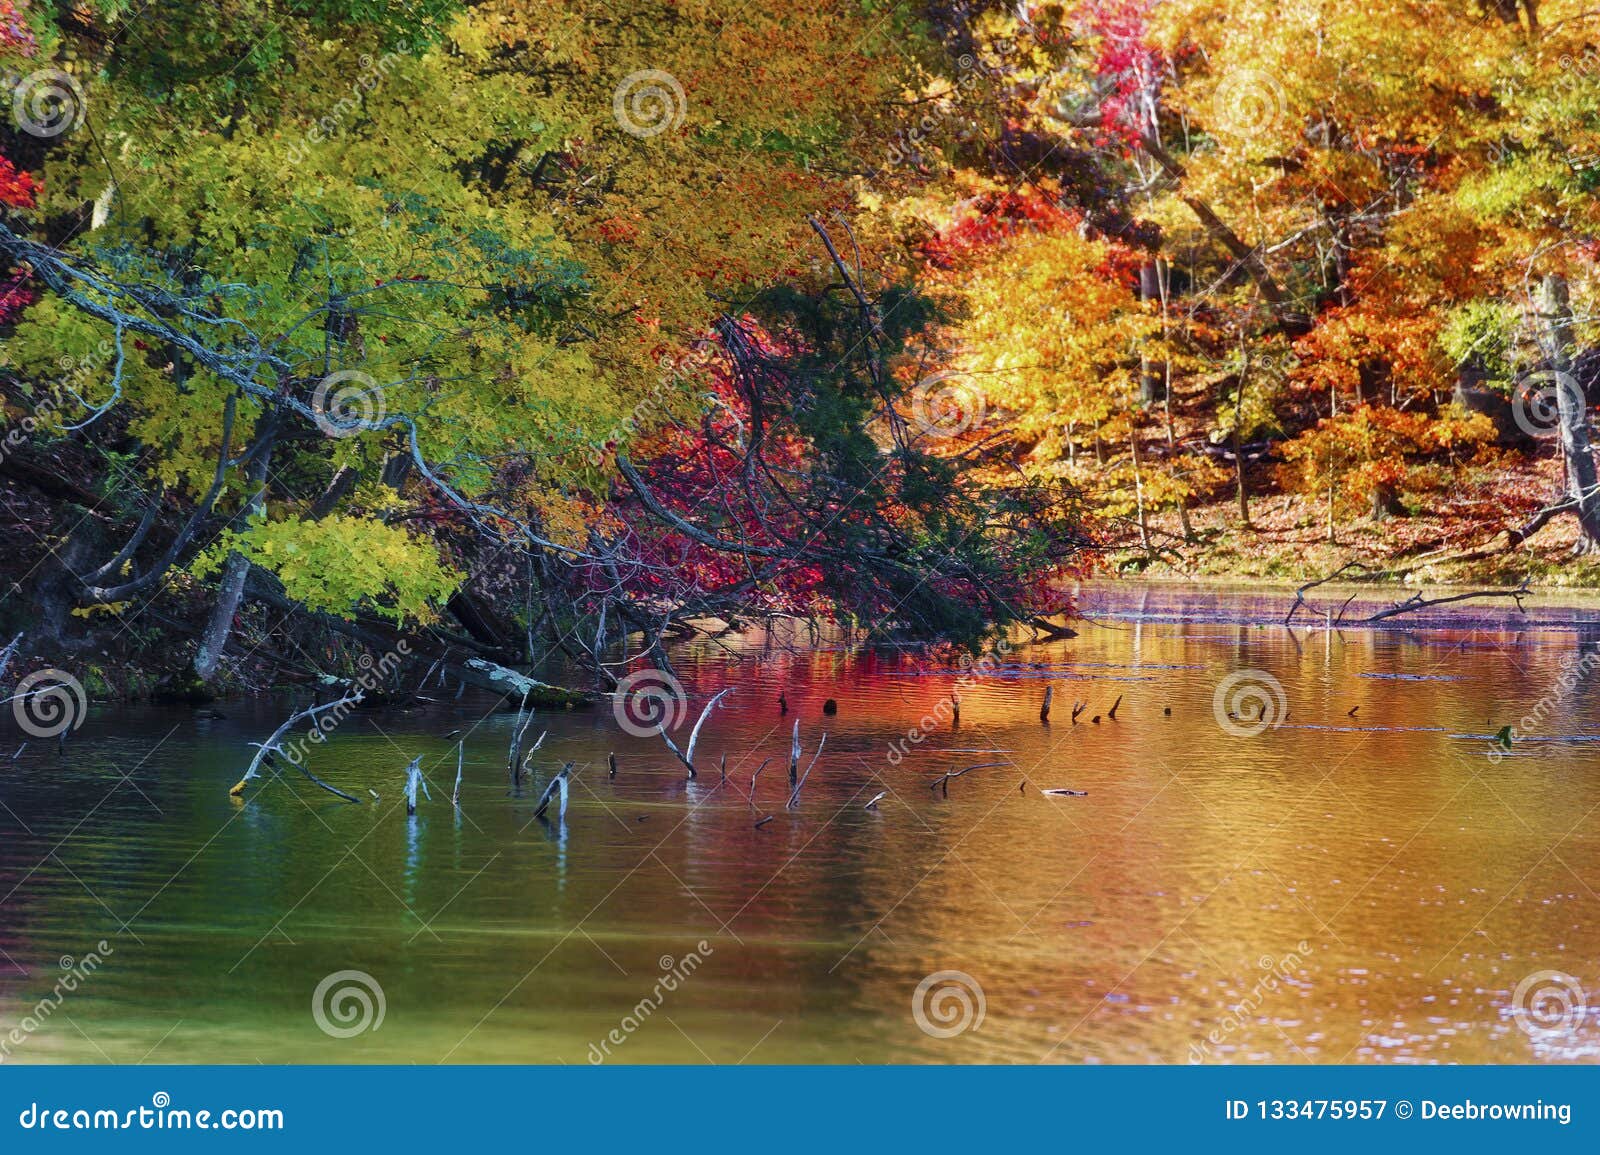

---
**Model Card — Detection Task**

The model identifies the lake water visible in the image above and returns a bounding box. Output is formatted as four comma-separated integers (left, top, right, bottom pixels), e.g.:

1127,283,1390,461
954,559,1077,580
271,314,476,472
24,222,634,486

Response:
5,582,1600,1064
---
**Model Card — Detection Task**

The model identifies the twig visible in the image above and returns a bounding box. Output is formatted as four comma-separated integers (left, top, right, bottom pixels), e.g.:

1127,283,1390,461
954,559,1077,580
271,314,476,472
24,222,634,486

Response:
929,761,1008,798
1284,561,1374,625
403,755,429,815
786,733,826,809
748,756,772,803
231,691,364,800
662,687,733,778
1363,581,1531,622
534,761,574,820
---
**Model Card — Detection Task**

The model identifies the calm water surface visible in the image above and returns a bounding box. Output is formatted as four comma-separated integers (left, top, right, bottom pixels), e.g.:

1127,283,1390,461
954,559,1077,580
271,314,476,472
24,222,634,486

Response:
5,583,1600,1064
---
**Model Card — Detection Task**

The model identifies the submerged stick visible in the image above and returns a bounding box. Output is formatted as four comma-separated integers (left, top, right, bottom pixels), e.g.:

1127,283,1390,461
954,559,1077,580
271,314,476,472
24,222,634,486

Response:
1040,684,1053,723
231,691,365,799
608,751,618,779
507,693,533,785
1108,694,1122,720
403,755,430,815
788,719,801,783
864,791,886,810
929,761,1008,799
786,732,827,809
662,687,733,778
749,756,772,802
1071,700,1087,724
534,761,574,820
452,742,463,807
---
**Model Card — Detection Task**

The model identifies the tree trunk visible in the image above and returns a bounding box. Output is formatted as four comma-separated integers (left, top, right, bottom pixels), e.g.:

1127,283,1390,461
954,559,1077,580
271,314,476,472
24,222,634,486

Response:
1538,273,1600,553
194,443,274,682
1138,261,1162,406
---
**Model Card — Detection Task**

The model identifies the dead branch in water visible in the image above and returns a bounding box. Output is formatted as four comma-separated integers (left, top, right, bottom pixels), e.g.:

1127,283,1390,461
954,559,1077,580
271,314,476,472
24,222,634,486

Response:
1040,684,1053,723
786,733,826,809
1071,699,1086,724
662,687,733,778
231,691,365,802
1363,581,1531,622
788,719,801,782
452,743,463,807
403,756,429,815
864,791,886,810
748,756,772,802
929,761,1008,798
507,694,534,785
534,761,573,820
1284,561,1376,625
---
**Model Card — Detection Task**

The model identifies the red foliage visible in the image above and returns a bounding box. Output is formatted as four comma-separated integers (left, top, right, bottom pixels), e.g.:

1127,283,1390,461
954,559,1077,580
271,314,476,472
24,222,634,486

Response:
1070,0,1165,148
922,191,1082,267
0,156,38,210
0,154,37,325
0,0,34,52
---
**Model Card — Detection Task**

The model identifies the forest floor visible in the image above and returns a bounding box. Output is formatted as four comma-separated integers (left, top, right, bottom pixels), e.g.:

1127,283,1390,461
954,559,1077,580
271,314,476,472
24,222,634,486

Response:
1115,446,1600,589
